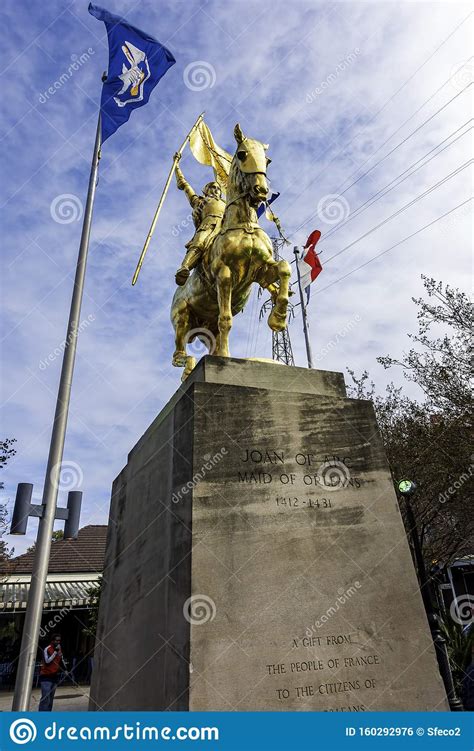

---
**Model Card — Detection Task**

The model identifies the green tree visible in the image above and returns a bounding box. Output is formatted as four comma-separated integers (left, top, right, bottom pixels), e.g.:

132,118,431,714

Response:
378,276,471,416
83,576,103,639
347,276,473,568
439,615,474,699
0,438,17,566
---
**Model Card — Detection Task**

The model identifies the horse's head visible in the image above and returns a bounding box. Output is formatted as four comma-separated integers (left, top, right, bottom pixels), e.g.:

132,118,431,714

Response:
228,123,270,208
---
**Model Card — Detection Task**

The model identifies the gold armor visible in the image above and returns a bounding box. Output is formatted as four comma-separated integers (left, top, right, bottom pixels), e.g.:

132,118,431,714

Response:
171,122,292,379
174,156,225,285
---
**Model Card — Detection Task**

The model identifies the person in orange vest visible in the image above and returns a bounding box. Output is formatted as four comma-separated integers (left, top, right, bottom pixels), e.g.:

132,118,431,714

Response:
38,633,67,711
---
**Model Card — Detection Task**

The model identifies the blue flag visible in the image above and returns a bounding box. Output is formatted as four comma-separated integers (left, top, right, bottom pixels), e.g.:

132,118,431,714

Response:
257,191,280,218
89,3,176,142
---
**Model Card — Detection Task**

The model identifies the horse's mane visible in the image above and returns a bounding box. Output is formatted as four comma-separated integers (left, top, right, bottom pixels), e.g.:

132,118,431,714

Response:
226,155,255,204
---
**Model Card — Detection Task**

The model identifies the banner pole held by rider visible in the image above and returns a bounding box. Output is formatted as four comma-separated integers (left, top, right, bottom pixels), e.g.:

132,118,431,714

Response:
132,111,205,285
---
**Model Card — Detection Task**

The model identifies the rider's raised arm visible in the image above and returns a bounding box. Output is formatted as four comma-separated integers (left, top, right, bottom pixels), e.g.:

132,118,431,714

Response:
174,154,198,206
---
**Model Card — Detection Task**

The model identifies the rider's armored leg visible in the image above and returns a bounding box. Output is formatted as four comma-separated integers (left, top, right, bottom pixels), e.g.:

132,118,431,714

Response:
176,247,202,285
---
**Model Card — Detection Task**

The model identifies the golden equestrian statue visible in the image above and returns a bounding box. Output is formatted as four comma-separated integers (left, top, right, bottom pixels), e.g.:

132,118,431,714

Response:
171,123,291,378
132,119,291,379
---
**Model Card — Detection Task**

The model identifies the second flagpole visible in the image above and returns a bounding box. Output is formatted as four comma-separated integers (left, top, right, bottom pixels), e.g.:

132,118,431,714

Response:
12,109,102,712
293,246,314,369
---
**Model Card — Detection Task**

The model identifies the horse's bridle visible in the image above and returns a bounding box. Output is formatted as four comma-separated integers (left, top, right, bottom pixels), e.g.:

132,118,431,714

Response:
224,171,268,210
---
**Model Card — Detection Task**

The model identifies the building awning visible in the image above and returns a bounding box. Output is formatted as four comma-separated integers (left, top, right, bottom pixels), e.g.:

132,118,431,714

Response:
0,578,99,612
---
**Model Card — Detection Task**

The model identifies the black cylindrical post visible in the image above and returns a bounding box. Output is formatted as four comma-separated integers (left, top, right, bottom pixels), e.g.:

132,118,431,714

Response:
64,491,83,540
10,483,33,535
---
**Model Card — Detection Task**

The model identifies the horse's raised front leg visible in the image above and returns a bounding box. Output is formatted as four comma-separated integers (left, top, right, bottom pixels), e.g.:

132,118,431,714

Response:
215,264,233,357
268,259,291,332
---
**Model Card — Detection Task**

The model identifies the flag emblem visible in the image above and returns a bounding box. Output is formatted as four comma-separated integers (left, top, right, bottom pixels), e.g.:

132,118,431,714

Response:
115,41,150,107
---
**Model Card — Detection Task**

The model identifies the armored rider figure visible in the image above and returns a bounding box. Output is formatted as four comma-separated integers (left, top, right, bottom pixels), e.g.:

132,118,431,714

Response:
174,152,226,285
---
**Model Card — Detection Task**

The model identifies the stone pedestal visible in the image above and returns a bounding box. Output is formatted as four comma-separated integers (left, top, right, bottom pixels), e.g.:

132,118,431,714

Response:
90,357,447,711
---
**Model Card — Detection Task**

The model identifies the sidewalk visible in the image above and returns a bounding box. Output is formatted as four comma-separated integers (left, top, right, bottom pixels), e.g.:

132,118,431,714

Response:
0,684,89,712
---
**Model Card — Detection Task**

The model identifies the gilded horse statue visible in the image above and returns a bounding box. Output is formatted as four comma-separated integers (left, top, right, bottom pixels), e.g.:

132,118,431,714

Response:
171,124,291,378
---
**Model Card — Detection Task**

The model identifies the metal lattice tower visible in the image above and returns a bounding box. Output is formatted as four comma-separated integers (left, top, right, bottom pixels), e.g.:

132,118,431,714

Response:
259,238,295,366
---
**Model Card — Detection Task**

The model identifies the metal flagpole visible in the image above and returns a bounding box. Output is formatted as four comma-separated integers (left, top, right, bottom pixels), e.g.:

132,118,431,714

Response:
293,246,313,369
12,112,102,712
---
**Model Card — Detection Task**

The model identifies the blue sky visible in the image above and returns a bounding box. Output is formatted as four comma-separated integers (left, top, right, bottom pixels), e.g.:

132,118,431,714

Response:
1,0,472,554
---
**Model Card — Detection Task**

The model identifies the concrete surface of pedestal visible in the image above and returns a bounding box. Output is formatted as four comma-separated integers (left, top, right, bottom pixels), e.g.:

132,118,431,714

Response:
89,357,447,711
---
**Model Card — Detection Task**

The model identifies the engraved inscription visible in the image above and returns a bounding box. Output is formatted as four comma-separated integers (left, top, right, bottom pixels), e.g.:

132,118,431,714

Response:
236,449,363,492
264,631,382,710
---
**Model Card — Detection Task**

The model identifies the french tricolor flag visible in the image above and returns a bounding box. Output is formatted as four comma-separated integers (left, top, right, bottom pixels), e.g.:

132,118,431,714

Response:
298,230,322,302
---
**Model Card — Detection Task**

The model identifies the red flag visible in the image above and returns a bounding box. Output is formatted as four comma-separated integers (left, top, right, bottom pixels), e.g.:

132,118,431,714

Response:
298,230,323,300
304,229,322,251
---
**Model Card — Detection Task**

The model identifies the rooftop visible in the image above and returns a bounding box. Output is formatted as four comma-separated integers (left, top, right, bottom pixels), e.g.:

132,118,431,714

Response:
0,525,108,575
